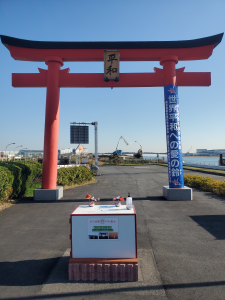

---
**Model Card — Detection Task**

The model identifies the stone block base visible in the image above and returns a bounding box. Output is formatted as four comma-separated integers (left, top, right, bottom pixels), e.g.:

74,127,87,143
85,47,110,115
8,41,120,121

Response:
33,186,63,201
163,186,192,201
68,259,138,281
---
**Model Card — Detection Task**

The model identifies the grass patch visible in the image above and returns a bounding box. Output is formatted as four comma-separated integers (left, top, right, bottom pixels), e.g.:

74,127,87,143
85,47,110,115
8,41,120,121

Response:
24,183,42,197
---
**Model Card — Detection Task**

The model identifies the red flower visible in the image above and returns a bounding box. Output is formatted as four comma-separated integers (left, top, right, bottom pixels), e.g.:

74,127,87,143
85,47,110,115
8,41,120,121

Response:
113,196,124,201
86,194,91,199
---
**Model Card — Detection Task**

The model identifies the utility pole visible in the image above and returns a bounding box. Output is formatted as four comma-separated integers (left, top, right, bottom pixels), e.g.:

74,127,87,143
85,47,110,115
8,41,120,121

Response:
70,121,99,174
92,122,98,168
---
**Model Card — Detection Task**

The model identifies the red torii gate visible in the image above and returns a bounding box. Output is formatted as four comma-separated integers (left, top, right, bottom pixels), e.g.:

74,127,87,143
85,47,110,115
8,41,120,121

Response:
1,34,223,199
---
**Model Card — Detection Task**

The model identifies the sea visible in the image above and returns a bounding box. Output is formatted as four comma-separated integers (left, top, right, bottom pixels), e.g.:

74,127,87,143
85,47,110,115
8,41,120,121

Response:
143,155,220,166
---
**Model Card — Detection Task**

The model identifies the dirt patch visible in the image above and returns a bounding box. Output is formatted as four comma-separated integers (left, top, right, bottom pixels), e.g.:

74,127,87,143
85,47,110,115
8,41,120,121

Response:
0,200,16,212
62,179,97,190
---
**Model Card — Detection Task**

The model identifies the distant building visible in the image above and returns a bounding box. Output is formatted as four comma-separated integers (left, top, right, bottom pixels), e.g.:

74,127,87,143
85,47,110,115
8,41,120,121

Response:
58,148,73,155
196,149,225,155
196,149,208,154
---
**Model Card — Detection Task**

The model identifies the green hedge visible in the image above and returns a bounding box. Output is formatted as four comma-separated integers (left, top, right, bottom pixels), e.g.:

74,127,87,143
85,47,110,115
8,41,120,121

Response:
0,162,94,200
184,174,225,197
0,166,14,200
57,166,94,187
0,161,42,200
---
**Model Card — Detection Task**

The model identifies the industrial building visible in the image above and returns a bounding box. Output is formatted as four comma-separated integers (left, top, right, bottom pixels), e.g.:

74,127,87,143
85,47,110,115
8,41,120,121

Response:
196,149,225,156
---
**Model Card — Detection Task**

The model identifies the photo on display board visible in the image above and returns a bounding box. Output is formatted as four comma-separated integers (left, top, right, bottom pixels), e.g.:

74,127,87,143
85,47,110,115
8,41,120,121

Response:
88,234,98,239
99,232,109,239
109,232,118,239
88,217,119,240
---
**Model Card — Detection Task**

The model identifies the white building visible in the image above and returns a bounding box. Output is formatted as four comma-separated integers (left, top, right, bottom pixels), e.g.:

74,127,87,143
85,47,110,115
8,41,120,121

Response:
196,149,225,155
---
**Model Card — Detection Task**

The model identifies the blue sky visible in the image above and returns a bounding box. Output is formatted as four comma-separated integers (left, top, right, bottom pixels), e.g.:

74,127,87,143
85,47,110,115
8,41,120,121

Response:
0,0,225,154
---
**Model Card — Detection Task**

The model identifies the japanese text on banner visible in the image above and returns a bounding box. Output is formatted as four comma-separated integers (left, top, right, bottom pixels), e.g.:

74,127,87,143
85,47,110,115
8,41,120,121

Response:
164,85,184,188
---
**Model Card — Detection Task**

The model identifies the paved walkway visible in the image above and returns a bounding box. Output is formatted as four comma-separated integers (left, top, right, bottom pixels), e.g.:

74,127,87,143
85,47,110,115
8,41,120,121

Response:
0,165,225,300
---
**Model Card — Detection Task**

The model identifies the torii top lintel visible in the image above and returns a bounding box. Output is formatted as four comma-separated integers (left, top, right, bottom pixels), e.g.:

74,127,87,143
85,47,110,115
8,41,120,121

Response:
0,33,223,62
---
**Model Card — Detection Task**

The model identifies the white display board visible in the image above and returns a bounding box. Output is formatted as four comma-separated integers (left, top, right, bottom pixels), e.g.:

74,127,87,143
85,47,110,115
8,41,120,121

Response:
70,205,137,259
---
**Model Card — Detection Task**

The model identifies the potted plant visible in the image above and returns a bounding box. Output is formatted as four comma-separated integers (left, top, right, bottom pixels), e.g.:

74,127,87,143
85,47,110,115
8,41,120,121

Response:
113,196,124,207
86,194,99,207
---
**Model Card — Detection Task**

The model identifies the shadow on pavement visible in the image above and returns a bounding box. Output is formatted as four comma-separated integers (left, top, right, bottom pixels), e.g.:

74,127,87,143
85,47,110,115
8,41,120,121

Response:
0,257,61,286
146,196,165,201
204,192,225,203
14,196,166,204
2,280,225,300
57,197,166,202
190,215,225,240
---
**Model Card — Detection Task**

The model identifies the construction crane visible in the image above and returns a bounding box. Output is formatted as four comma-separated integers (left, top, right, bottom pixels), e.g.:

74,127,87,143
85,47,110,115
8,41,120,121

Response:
186,146,192,155
112,136,143,158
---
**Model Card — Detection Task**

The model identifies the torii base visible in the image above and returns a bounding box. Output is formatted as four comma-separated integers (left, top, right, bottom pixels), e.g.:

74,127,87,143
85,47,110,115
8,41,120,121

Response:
163,186,192,201
33,186,63,201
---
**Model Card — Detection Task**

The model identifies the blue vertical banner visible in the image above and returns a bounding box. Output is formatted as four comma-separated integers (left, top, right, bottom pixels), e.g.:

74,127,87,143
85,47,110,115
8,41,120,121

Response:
164,84,184,188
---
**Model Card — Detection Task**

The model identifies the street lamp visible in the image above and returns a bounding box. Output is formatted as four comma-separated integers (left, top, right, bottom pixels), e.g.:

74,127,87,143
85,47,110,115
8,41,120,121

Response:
14,145,23,160
5,143,16,161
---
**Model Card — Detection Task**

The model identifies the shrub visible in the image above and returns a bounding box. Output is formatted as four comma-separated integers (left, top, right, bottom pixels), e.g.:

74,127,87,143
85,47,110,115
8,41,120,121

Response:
16,161,42,193
57,166,94,187
0,166,14,200
0,162,94,200
184,174,225,197
0,162,24,198
0,161,42,199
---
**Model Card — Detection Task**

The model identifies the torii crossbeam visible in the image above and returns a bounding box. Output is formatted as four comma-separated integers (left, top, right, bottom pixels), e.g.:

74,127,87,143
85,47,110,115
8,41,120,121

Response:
1,33,223,197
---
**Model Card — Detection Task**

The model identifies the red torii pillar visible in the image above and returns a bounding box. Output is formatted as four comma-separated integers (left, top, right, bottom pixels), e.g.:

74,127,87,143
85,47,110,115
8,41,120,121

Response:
0,33,223,200
42,56,63,189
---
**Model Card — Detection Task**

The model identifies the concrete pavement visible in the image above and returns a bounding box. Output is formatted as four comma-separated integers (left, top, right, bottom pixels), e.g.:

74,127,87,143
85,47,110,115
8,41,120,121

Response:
0,165,225,300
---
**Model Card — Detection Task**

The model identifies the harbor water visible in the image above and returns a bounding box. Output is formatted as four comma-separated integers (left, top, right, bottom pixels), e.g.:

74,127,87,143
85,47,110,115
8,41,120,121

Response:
143,155,220,166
